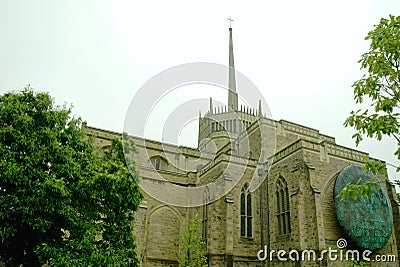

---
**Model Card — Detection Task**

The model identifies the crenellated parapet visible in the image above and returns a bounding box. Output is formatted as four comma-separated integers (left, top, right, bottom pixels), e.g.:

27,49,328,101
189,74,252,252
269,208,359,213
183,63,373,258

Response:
273,138,369,165
203,104,263,118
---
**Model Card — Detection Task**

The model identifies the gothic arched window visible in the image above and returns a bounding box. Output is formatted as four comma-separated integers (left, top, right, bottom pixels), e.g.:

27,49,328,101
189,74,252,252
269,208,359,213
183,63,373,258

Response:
150,156,167,171
240,184,252,237
276,176,291,235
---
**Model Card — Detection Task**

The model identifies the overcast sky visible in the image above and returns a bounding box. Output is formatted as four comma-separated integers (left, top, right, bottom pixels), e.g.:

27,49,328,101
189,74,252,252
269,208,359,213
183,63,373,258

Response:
1,1,400,182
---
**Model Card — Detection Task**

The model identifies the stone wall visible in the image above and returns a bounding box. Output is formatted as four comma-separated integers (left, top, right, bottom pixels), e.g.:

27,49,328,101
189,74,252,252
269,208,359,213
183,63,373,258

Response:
84,121,399,267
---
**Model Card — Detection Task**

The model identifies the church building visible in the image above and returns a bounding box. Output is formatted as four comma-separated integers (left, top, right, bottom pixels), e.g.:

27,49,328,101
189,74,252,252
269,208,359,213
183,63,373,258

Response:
84,26,399,267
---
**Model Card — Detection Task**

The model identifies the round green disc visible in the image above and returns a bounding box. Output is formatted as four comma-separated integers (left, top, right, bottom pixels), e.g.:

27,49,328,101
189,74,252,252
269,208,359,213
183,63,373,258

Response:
333,165,393,251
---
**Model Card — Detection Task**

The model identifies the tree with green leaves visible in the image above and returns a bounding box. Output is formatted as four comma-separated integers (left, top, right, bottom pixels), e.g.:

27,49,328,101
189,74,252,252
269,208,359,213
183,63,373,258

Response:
0,88,143,266
175,213,207,267
343,15,400,199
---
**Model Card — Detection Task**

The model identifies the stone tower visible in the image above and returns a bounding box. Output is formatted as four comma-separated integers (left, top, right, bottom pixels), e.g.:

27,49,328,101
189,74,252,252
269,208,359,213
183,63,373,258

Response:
198,26,262,152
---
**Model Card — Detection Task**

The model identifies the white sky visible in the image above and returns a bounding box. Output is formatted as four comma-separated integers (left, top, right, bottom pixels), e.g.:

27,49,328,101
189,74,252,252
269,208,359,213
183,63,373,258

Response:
1,1,399,182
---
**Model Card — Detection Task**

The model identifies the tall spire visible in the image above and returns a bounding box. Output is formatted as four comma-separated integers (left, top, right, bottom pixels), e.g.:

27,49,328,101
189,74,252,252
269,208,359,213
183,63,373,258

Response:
227,18,238,111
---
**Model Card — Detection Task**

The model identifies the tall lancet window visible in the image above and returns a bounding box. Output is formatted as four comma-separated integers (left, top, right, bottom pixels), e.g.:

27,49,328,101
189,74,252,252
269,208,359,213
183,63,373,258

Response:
202,203,208,241
240,184,252,237
276,176,291,235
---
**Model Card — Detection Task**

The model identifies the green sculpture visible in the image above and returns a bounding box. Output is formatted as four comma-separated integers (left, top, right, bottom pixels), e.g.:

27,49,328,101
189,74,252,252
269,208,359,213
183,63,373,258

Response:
334,165,393,250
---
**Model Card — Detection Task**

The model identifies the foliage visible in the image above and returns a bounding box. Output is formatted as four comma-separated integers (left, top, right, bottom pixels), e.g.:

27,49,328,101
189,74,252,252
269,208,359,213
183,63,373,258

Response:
336,177,380,201
343,15,400,200
175,213,207,267
345,15,400,153
0,88,143,266
348,260,370,267
337,158,385,201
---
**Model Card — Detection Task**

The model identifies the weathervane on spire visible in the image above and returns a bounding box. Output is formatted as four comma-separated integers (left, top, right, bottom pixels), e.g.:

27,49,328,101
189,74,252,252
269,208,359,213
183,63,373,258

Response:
227,16,234,28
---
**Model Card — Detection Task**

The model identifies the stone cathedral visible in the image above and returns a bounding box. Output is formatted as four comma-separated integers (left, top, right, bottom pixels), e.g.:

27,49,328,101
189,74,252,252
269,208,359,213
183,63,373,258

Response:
84,27,400,266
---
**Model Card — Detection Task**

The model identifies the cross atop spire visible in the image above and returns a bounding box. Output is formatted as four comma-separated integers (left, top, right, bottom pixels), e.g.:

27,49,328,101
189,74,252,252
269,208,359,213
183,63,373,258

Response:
227,16,234,28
